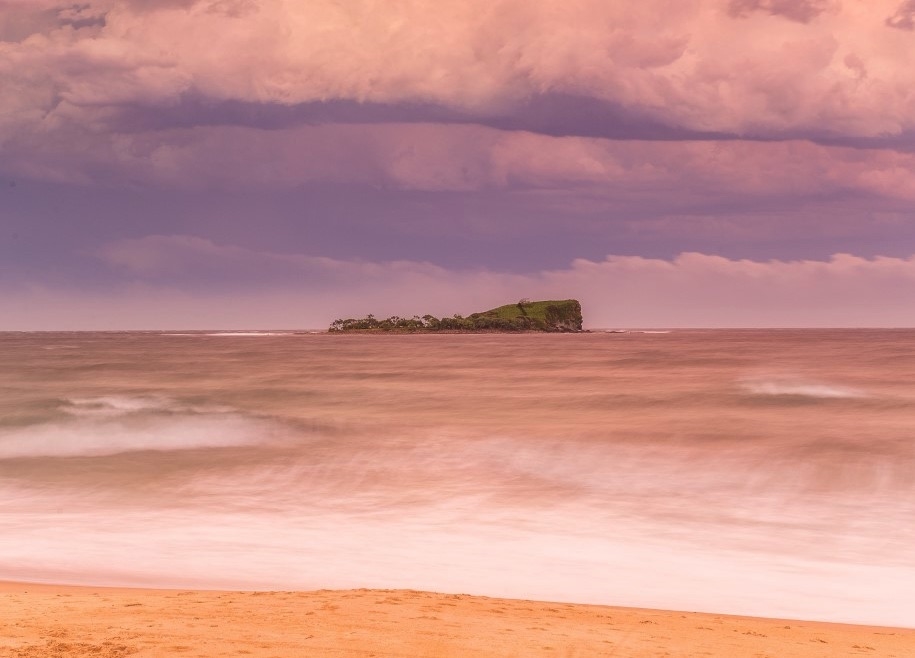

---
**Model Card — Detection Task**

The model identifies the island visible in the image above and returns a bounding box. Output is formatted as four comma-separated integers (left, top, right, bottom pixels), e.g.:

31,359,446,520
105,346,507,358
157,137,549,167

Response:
329,299,583,333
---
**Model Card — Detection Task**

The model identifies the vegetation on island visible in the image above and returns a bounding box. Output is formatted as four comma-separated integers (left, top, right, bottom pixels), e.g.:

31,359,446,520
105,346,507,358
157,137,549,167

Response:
329,299,583,333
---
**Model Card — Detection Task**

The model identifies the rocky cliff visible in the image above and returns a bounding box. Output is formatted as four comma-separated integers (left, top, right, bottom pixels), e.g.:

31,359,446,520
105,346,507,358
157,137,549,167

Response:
469,299,583,332
329,299,584,332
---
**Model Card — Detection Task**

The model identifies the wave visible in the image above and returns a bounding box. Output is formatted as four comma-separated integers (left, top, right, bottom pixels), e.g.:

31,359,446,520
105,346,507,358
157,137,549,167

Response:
62,395,233,417
159,332,295,337
0,396,280,459
740,378,866,399
204,332,292,337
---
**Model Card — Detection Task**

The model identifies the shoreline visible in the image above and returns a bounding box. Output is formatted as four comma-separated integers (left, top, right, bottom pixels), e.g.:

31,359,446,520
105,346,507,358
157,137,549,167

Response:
2,583,913,657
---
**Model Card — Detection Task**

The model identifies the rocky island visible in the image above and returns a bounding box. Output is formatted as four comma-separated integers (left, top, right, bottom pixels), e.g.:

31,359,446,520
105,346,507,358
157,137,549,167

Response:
329,299,583,333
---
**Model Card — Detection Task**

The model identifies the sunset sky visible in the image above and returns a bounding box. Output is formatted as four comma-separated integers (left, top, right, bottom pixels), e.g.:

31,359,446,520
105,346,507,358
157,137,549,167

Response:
3,0,915,328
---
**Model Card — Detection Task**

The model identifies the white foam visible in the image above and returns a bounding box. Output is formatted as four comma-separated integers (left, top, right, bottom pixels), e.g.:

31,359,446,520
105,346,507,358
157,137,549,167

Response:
62,395,234,417
160,331,293,336
742,379,866,399
2,428,913,626
0,398,279,458
203,332,291,337
64,395,172,416
2,495,914,627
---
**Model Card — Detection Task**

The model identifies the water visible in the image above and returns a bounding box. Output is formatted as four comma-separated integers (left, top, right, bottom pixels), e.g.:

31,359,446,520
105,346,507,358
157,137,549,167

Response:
1,330,913,627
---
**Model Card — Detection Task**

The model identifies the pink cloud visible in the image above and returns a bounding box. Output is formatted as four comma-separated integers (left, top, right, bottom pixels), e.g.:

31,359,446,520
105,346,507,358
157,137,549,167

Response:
96,234,447,283
551,252,915,327
3,0,915,147
886,0,915,29
8,122,915,214
6,236,914,329
728,0,837,23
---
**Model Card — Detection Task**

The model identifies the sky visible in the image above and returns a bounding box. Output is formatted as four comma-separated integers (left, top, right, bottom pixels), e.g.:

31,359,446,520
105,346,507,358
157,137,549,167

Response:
3,0,915,329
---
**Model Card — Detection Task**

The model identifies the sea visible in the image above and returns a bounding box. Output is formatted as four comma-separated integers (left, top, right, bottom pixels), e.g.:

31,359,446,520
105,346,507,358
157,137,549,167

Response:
1,329,913,627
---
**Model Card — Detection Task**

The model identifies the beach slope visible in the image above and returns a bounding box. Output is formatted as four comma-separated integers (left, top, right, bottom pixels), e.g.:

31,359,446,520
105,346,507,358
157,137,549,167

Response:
1,583,913,657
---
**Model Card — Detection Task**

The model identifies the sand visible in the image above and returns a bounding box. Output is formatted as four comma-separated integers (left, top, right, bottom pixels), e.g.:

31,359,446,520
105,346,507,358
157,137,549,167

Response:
1,583,913,657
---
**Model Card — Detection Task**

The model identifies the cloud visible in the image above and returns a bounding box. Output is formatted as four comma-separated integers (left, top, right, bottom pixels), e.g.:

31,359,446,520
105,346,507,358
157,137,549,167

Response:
96,234,447,287
4,2,914,331
886,0,915,29
7,235,914,329
728,0,835,23
555,252,915,327
3,0,915,159
97,234,326,276
8,121,915,210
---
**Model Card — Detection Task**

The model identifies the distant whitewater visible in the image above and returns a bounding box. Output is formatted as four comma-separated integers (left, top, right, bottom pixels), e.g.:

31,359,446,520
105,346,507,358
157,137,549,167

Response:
741,377,867,399
1,329,914,628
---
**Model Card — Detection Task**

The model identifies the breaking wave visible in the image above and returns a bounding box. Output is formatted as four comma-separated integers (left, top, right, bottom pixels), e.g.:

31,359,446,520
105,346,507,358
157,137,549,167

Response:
0,396,279,459
203,332,293,337
61,395,233,417
741,379,866,399
160,332,296,337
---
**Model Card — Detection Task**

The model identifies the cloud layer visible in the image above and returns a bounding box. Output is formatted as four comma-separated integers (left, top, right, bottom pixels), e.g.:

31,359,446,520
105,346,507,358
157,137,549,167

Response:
5,235,914,329
3,1,915,327
4,1,915,213
4,0,915,141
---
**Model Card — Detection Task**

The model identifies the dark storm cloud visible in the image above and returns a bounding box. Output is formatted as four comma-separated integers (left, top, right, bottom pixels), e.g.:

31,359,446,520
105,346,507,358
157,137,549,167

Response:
107,97,471,133
105,93,733,143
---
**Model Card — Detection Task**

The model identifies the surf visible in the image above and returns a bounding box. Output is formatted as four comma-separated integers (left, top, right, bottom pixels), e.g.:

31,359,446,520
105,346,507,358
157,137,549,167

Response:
0,396,281,459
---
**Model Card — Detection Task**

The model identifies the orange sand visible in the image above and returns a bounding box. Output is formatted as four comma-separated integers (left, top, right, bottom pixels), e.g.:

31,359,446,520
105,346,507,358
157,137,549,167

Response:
1,582,913,657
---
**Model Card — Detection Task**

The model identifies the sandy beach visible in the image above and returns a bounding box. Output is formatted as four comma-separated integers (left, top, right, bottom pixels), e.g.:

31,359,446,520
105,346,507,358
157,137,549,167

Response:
1,583,913,657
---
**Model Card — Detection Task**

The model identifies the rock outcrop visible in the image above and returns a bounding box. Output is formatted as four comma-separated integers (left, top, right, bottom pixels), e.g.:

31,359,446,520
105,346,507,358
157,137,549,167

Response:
329,299,584,333
469,299,583,332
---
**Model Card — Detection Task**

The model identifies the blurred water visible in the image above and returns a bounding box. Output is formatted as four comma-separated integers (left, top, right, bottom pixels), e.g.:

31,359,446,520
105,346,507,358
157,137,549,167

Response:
1,330,914,626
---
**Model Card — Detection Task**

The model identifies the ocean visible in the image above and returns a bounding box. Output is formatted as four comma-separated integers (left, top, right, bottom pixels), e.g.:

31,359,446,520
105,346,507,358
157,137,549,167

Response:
1,330,913,627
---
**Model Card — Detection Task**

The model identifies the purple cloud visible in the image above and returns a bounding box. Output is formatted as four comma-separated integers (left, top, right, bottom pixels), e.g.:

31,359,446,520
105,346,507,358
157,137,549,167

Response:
886,0,915,29
728,0,835,23
2,0,915,329
3,0,915,153
6,237,915,328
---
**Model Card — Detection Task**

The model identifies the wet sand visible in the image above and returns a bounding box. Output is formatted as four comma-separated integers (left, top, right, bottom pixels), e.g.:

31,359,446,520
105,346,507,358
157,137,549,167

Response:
1,582,913,657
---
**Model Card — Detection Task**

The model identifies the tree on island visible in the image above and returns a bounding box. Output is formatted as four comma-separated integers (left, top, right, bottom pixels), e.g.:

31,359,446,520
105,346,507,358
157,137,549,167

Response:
329,299,583,333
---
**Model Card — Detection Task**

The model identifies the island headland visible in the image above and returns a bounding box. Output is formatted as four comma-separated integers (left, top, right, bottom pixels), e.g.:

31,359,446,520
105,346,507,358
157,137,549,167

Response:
329,299,583,333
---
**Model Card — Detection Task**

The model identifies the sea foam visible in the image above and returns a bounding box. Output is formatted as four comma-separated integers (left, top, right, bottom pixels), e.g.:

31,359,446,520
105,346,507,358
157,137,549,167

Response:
203,332,291,337
0,396,277,459
740,378,866,399
62,395,233,417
